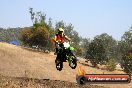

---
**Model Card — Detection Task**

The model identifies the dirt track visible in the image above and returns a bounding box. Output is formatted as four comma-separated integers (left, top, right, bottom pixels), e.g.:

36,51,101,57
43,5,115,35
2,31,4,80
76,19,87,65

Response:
0,42,132,88
0,75,107,88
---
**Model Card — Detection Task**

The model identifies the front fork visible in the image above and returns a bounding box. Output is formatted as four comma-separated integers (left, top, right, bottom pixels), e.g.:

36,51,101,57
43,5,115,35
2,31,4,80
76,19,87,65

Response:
66,54,75,63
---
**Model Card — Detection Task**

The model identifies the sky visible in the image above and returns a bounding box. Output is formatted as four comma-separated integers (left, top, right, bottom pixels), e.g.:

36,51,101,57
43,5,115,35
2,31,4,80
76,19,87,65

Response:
0,0,132,40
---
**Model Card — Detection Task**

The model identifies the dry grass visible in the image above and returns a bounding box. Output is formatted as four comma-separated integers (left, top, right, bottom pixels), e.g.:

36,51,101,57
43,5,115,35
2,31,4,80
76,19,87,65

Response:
0,42,131,88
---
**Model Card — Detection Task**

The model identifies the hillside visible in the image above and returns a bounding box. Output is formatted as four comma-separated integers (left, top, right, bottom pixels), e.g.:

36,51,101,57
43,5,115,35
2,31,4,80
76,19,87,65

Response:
0,42,131,88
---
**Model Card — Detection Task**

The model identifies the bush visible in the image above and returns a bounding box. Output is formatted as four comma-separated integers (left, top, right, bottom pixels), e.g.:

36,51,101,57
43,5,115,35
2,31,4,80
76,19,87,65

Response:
106,58,116,71
20,28,33,46
20,26,50,49
33,27,49,47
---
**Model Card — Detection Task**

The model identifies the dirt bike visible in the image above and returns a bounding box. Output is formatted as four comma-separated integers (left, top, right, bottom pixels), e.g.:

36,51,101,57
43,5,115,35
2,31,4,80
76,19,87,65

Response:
55,42,77,71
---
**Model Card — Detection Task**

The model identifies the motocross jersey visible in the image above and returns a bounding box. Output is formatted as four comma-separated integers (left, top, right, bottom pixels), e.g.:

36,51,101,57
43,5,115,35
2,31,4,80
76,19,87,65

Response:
55,34,65,43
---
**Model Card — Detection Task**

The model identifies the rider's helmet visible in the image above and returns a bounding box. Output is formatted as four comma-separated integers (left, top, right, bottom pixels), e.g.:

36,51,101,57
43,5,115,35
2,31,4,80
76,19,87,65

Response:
58,28,64,34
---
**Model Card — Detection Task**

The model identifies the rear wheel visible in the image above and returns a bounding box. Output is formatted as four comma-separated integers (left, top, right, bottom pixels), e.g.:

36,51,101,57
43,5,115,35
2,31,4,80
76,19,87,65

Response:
55,56,63,71
56,61,63,71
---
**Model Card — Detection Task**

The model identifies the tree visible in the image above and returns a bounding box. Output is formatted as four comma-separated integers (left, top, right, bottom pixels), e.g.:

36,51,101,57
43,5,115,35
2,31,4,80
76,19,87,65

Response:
86,33,117,67
119,29,132,74
20,27,33,46
20,8,53,51
121,50,132,74
55,20,65,30
0,28,22,43
119,30,132,54
48,18,53,29
79,38,90,57
86,38,106,67
95,33,117,61
20,26,50,48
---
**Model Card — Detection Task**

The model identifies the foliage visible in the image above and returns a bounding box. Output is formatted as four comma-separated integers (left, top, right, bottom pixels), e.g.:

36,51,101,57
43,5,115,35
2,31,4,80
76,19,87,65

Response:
121,51,132,74
118,30,132,54
86,33,117,67
20,26,50,49
95,33,117,60
119,29,132,74
20,27,33,46
0,27,22,43
20,8,54,50
86,38,106,67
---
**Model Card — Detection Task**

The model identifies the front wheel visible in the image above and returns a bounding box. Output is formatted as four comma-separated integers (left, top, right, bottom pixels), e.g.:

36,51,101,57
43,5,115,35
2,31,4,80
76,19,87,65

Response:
69,57,77,69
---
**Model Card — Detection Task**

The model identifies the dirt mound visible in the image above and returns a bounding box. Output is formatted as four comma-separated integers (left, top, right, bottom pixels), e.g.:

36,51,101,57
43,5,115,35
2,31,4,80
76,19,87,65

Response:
0,75,107,88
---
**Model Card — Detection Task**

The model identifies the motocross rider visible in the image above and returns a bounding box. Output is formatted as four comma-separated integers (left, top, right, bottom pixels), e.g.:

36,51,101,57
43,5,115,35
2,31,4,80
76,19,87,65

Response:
53,28,71,55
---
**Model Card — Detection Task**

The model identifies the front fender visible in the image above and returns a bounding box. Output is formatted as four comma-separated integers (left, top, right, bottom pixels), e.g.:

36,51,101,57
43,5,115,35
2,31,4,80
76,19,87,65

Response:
70,47,75,51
